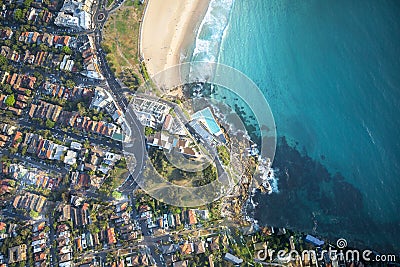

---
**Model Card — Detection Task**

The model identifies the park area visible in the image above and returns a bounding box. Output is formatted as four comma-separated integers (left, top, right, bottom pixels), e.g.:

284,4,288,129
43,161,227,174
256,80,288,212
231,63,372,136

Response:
102,0,144,90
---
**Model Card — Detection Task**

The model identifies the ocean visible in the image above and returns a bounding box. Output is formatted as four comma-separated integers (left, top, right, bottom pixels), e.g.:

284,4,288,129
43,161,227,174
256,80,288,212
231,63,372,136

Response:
189,0,400,252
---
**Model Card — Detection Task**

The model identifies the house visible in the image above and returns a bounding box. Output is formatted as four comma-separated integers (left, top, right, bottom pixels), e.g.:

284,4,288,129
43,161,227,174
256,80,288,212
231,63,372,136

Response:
195,209,209,220
42,10,53,23
188,209,197,225
163,114,173,131
224,253,243,265
59,204,71,221
194,240,206,254
64,150,77,165
209,255,215,267
107,228,116,245
12,131,22,148
175,213,181,226
173,260,188,267
0,28,13,40
77,173,90,188
8,244,27,263
29,100,62,122
305,235,324,247
13,192,46,213
179,242,193,255
209,236,220,251
8,107,22,116
161,244,178,255
70,141,82,150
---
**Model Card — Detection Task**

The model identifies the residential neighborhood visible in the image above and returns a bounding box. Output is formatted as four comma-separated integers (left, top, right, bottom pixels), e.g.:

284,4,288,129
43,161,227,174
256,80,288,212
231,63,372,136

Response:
0,0,393,266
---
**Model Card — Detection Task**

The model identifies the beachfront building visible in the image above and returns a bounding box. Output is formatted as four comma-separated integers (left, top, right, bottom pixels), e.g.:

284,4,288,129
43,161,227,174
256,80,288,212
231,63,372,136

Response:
146,132,199,158
132,97,170,128
189,107,226,145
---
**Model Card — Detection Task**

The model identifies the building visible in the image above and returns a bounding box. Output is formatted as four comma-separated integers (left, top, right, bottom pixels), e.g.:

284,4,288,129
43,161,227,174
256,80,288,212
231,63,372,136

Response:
132,97,170,128
224,253,243,265
107,228,117,245
189,107,226,144
173,260,188,267
305,235,324,246
188,209,197,225
8,244,27,263
64,150,77,165
163,114,173,131
194,240,206,254
180,242,194,255
55,0,94,30
29,100,62,122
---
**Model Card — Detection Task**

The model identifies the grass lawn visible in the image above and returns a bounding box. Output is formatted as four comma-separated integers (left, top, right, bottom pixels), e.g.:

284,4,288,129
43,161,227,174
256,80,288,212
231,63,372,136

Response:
102,0,144,85
111,166,129,187
99,166,129,196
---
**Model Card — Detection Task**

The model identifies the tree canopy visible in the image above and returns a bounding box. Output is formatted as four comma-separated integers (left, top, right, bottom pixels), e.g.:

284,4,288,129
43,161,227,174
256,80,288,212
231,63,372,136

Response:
45,119,55,128
5,94,15,107
0,55,7,66
62,46,72,54
14,9,24,21
65,79,75,89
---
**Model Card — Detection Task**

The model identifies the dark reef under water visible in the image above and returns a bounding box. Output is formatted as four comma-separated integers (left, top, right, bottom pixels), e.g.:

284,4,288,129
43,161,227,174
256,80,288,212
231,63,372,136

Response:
252,137,400,253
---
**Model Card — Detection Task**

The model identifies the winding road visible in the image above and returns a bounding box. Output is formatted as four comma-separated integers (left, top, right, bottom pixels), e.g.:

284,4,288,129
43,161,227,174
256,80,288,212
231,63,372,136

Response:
92,0,147,193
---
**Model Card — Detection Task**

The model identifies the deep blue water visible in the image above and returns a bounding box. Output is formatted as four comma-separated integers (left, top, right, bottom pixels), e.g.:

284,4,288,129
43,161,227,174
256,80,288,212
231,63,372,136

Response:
191,0,400,252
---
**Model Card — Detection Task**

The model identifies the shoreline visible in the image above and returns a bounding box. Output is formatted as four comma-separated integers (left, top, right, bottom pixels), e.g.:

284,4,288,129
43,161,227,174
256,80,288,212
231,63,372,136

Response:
140,0,210,79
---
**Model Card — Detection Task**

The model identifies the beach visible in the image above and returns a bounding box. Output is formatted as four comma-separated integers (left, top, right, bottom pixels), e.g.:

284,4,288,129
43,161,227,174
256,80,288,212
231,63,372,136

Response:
141,0,210,81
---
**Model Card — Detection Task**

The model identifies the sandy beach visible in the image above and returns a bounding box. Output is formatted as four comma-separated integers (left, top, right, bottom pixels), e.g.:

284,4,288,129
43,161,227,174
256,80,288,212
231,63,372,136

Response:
141,0,210,82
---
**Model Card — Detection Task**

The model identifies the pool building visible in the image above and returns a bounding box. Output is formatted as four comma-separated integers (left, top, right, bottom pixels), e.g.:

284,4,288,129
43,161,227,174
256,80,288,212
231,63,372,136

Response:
189,107,226,144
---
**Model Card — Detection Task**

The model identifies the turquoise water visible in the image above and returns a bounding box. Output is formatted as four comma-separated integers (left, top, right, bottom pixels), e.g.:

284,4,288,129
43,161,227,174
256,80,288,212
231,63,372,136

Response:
192,107,222,135
191,0,400,252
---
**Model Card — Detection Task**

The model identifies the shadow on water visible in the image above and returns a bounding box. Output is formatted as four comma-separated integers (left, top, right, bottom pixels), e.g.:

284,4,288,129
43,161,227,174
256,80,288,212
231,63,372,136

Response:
252,137,400,253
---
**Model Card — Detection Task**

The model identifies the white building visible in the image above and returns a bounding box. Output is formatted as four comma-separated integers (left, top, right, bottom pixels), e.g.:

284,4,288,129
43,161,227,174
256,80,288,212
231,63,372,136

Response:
55,0,93,30
64,150,77,166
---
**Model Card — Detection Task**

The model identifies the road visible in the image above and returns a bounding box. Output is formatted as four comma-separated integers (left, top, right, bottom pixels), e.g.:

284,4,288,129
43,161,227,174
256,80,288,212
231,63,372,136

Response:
47,202,58,267
91,0,148,193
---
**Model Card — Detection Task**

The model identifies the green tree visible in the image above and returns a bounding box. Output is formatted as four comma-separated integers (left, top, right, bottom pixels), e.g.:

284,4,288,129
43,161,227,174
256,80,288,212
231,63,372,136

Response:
62,46,72,54
29,210,39,218
0,55,7,66
45,119,55,128
14,9,24,21
77,102,86,116
144,126,155,136
24,0,33,8
112,191,122,199
217,145,230,165
5,94,15,107
21,145,27,156
39,43,48,52
33,71,43,84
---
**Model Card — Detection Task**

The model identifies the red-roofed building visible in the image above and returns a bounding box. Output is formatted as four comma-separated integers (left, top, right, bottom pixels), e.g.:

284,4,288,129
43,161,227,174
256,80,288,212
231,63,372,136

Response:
107,228,116,245
12,131,22,149
188,210,197,225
